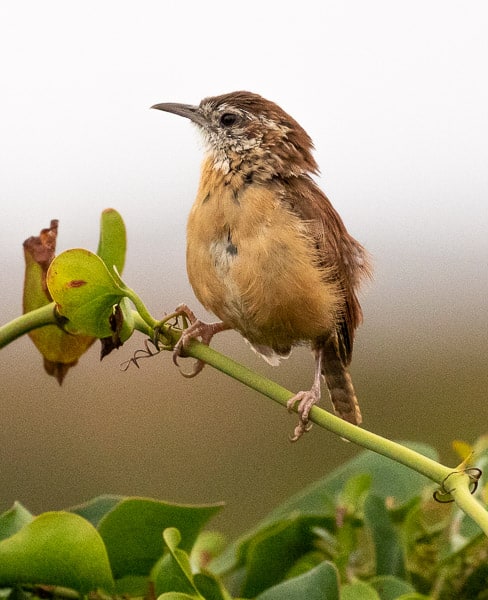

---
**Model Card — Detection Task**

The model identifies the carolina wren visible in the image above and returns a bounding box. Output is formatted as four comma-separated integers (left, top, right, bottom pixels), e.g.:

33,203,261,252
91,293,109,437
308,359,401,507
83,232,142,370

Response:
152,91,371,440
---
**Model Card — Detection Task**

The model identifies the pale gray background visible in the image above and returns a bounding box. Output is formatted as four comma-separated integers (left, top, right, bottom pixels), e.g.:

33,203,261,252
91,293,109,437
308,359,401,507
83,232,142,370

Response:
1,1,487,536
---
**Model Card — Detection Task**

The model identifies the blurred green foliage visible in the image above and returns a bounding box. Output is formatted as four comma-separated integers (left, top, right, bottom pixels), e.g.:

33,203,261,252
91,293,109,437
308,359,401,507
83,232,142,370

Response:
1,441,487,599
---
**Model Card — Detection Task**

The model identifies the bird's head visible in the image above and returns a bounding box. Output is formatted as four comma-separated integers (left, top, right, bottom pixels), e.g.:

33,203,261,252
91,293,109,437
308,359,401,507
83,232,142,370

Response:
152,91,318,179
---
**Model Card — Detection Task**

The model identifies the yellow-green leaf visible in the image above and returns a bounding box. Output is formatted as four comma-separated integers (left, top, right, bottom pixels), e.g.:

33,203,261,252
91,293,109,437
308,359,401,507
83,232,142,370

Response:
0,512,114,593
22,220,94,382
97,208,127,276
47,249,125,337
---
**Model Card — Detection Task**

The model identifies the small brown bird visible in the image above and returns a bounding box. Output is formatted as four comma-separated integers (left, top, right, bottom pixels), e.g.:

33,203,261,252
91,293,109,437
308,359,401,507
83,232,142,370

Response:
152,91,371,440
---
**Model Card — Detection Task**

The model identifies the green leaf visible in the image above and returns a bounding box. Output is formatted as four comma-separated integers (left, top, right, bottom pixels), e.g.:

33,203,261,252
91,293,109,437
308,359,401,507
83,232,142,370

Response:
339,473,372,512
155,528,231,599
239,516,335,598
20,212,128,378
193,572,232,600
341,581,380,600
399,498,442,588
364,494,405,578
97,498,223,579
254,561,340,600
97,208,126,275
114,575,150,596
153,528,199,597
164,528,184,553
369,575,416,599
29,320,94,372
69,494,123,527
154,555,197,597
279,550,324,580
22,220,95,381
47,248,126,337
0,503,33,542
0,512,114,593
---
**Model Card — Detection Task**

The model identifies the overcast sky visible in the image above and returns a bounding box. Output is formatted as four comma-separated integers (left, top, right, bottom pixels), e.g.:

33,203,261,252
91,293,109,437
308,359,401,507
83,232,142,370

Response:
2,2,486,238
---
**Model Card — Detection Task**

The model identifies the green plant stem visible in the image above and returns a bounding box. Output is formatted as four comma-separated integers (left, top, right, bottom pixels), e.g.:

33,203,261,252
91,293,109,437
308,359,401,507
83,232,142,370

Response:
183,338,450,482
448,472,488,537
117,285,160,331
0,303,57,348
132,311,153,337
145,321,488,534
3,306,487,535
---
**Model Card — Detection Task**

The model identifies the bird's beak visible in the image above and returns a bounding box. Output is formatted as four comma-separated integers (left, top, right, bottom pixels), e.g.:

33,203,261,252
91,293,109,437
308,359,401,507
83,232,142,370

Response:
151,102,206,127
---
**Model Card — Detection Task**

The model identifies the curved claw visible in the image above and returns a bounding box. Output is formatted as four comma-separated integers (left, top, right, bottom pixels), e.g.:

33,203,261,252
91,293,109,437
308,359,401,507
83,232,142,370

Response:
166,307,228,378
289,419,313,442
287,387,321,441
172,344,205,378
179,359,206,378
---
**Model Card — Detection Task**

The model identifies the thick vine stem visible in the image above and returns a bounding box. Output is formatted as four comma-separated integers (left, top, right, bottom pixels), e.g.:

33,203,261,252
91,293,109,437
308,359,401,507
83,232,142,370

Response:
2,306,487,535
171,334,451,482
448,471,488,536
0,303,58,348
143,319,488,535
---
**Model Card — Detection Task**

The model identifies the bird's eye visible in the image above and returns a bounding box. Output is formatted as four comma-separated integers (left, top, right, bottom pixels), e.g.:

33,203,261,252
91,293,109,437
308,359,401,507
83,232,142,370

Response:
219,112,238,127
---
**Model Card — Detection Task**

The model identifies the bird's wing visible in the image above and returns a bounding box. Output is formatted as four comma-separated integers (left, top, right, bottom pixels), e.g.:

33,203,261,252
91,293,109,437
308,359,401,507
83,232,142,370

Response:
280,175,371,364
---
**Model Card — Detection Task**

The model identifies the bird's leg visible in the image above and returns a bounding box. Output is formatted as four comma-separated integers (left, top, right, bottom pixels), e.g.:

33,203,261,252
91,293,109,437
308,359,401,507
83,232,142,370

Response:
157,304,228,378
287,348,324,441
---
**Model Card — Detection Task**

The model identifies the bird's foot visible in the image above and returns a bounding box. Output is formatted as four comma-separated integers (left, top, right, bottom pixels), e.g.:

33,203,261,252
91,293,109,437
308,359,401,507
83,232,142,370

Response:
287,384,321,442
157,304,226,378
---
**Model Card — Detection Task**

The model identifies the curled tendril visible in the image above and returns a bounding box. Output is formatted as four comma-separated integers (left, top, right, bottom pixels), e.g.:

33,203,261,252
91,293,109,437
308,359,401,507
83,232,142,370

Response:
120,338,163,371
433,467,482,503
